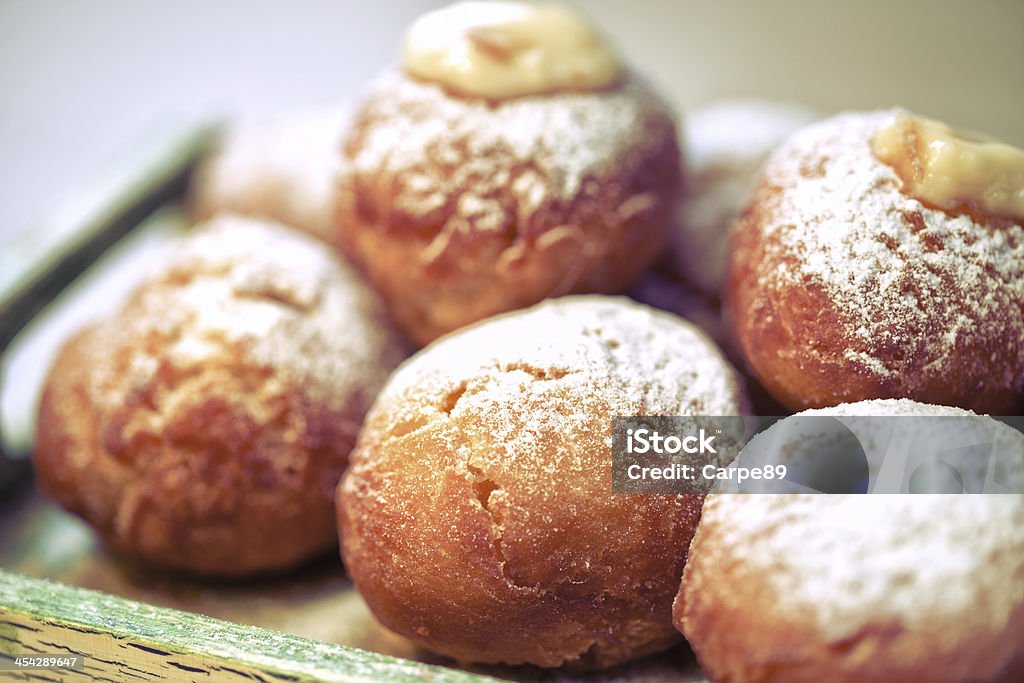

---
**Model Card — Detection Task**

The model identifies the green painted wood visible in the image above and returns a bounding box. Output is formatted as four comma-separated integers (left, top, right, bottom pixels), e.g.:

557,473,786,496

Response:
0,570,499,682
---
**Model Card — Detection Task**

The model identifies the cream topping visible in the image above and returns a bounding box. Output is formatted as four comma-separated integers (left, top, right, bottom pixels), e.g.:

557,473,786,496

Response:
402,1,621,99
873,111,1024,220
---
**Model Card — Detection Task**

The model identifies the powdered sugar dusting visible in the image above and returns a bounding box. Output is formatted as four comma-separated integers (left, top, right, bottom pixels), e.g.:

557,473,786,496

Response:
703,493,1024,641
699,399,1024,642
816,397,968,417
378,296,748,459
754,109,1024,389
343,69,675,234
127,216,405,410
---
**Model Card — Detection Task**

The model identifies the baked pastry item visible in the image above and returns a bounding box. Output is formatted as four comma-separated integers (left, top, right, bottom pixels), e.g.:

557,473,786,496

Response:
336,2,682,345
35,216,406,577
190,107,350,245
671,99,817,297
675,399,1024,683
728,109,1024,414
338,296,748,668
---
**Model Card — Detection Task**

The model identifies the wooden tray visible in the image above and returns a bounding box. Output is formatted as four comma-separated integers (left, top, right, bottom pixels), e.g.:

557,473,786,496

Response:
0,124,707,682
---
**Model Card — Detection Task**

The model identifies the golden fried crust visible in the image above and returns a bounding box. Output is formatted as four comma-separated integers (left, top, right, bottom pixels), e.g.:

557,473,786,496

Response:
727,110,1024,414
336,71,682,345
675,494,1024,683
38,322,343,575
339,297,749,668
728,184,895,410
35,218,405,576
342,391,700,668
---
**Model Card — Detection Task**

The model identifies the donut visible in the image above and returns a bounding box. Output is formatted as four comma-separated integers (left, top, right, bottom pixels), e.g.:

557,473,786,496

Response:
338,296,748,668
675,399,1024,683
728,109,1024,413
190,106,350,245
671,99,817,298
35,216,406,576
335,2,682,345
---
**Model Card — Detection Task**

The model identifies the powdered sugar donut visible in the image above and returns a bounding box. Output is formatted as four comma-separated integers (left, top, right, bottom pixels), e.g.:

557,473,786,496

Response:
337,68,681,345
728,109,1024,413
338,296,747,669
36,217,406,576
335,2,683,346
672,99,818,297
675,399,1024,683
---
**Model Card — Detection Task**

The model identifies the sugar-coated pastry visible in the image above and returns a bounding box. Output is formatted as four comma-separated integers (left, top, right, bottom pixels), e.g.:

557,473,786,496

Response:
728,109,1024,413
671,99,818,297
676,399,1024,683
190,107,350,245
336,1,682,345
35,217,406,577
339,296,748,669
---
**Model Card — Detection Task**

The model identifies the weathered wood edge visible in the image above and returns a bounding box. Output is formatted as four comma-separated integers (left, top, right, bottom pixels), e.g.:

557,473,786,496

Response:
0,570,499,682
